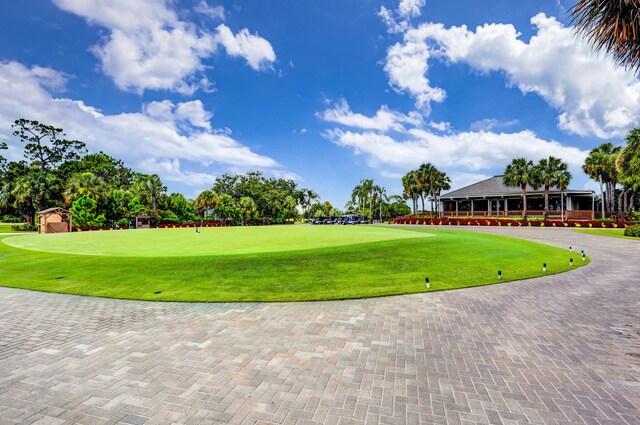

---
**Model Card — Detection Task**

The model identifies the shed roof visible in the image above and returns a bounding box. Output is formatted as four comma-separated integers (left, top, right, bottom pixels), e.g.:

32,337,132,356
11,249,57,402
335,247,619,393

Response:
441,176,594,200
37,207,71,215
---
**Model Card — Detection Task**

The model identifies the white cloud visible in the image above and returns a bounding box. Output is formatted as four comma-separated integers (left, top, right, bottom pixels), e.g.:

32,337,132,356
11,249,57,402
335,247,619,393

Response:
318,99,422,132
398,0,426,19
0,61,281,187
387,13,640,138
469,118,519,132
52,0,275,93
214,24,276,71
447,172,493,192
324,127,588,173
195,1,225,21
384,31,445,112
428,121,451,132
138,158,216,186
380,170,405,179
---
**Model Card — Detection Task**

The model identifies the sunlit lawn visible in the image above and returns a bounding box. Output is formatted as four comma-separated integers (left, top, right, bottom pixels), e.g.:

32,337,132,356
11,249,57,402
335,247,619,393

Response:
573,228,640,240
0,226,587,302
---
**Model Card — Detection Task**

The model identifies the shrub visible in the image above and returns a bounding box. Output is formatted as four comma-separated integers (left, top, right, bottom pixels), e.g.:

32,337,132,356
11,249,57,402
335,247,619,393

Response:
1,215,23,223
11,223,37,232
624,225,640,238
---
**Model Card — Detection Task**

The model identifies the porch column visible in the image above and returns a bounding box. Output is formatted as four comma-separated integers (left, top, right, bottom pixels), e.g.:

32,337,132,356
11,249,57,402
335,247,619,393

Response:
505,199,508,215
471,199,474,215
455,200,458,216
488,199,491,216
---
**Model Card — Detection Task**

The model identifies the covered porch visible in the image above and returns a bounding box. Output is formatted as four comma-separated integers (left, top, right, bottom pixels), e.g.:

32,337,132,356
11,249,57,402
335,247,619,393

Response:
441,194,596,220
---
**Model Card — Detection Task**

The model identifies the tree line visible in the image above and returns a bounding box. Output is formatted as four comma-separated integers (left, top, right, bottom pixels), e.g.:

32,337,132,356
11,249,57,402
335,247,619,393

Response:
0,118,411,228
0,119,320,227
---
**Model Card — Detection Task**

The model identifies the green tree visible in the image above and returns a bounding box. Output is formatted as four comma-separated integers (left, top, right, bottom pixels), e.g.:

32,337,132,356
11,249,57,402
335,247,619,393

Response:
0,142,7,173
583,143,620,214
283,195,297,219
196,190,220,219
537,156,572,215
63,172,108,208
503,158,541,217
617,128,640,212
69,195,105,227
402,171,421,215
12,119,86,171
132,173,166,211
238,196,257,223
571,0,640,72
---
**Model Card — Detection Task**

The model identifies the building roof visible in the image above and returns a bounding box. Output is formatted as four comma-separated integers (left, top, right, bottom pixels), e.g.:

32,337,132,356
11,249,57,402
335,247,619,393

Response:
440,176,594,200
37,207,71,215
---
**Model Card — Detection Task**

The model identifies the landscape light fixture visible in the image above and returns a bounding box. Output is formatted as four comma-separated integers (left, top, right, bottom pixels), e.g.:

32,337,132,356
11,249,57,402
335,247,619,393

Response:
425,277,430,289
570,258,573,266
543,263,547,272
582,253,586,261
498,270,502,280
569,246,572,252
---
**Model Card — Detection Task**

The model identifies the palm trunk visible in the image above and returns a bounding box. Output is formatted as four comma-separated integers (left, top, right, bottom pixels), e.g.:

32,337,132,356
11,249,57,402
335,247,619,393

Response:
599,176,605,219
420,194,425,213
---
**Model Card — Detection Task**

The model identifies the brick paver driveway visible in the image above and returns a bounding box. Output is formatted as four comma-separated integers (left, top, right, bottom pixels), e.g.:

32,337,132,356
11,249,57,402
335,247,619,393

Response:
0,227,639,425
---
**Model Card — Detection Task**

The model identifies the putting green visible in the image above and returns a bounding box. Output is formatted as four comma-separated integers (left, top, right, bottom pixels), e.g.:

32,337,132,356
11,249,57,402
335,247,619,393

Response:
0,226,588,302
2,225,433,257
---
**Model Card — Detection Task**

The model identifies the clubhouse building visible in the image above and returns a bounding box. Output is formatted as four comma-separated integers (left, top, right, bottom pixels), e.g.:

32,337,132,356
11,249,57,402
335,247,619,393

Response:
439,176,597,220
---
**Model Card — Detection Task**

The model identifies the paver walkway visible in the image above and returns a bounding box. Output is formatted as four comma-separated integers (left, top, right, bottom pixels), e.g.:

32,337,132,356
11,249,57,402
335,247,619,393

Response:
0,227,639,425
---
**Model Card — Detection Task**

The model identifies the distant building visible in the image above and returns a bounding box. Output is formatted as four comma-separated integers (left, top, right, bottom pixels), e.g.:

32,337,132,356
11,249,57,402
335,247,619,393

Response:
439,176,597,220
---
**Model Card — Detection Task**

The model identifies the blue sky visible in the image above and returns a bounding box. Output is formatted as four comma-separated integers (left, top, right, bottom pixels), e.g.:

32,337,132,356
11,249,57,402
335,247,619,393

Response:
0,0,637,207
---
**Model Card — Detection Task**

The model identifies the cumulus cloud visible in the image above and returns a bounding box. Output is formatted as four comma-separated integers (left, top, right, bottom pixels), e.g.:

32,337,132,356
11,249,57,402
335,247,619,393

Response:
324,128,588,173
214,24,276,71
138,158,216,186
318,99,422,132
52,0,275,94
0,61,280,186
469,118,519,132
398,0,427,19
385,13,640,137
195,1,225,21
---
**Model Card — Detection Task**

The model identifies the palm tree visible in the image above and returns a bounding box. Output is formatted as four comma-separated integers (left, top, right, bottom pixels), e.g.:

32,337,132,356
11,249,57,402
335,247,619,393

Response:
537,156,572,216
503,158,541,218
301,189,319,218
196,190,220,219
617,128,640,212
417,163,438,212
401,172,420,215
2,171,59,223
282,195,297,220
238,196,257,224
431,170,451,217
583,143,620,215
377,186,387,221
133,173,166,211
63,172,108,208
571,0,640,72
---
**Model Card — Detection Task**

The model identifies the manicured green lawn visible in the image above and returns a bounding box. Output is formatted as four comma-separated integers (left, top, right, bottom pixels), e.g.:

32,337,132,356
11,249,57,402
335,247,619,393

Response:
0,226,588,302
3,225,431,257
573,228,640,240
0,224,19,233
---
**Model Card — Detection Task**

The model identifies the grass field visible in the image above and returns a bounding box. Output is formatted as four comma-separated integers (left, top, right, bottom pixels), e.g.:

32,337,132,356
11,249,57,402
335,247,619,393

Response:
0,224,19,233
573,228,640,240
0,225,588,302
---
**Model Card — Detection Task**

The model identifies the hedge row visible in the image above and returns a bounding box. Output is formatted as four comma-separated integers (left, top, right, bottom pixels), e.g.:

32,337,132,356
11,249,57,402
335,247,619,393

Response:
73,221,228,231
389,217,635,228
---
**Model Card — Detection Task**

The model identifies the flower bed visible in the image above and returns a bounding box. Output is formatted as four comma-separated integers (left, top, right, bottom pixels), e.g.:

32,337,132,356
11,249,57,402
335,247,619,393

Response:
389,217,635,228
73,221,229,231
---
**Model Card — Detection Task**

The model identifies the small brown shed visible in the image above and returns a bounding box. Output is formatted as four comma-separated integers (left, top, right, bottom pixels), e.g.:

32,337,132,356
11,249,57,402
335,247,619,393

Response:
37,207,72,234
135,215,151,229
